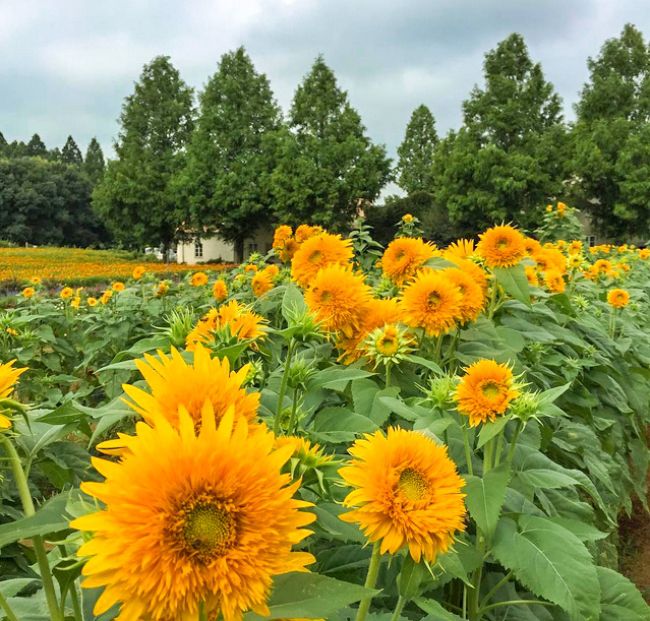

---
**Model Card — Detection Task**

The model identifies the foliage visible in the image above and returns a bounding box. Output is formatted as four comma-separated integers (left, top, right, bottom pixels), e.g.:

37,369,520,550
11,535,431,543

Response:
572,24,650,241
83,138,105,186
92,56,194,252
271,56,392,231
396,104,438,194
178,47,281,262
60,136,82,166
433,34,569,232
0,220,648,621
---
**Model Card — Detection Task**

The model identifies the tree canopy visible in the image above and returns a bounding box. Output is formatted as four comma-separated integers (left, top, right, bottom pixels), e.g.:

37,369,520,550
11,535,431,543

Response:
396,105,438,194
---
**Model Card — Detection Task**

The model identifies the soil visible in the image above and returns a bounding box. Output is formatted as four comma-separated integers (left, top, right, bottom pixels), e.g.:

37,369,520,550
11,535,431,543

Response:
619,470,650,602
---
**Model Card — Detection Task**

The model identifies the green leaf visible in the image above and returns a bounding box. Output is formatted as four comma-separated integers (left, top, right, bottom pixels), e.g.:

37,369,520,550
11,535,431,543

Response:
597,567,649,620
398,555,428,599
311,366,374,391
244,572,377,620
403,354,443,375
494,264,531,306
492,515,601,620
464,463,509,539
538,383,572,404
0,491,73,548
477,416,510,449
415,598,464,620
516,468,580,490
281,282,308,321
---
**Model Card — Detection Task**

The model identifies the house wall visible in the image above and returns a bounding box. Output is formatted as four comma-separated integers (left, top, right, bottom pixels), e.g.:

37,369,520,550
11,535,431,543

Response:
176,228,274,264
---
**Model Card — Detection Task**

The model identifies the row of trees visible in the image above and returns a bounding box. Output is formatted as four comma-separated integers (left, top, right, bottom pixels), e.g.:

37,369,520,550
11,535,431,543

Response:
392,24,650,242
0,134,108,246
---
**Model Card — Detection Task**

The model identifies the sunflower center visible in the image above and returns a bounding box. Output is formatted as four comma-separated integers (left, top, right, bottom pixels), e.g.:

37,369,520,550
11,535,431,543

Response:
427,291,441,309
398,468,429,502
377,334,399,356
309,250,322,263
481,381,502,400
496,237,509,250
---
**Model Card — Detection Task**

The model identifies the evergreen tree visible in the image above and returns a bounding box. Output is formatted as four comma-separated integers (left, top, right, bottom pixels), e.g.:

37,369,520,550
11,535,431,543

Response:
0,132,7,155
84,138,106,185
178,47,281,261
433,34,568,232
396,105,438,194
93,56,194,252
25,133,47,157
61,135,83,165
573,24,650,240
271,56,391,229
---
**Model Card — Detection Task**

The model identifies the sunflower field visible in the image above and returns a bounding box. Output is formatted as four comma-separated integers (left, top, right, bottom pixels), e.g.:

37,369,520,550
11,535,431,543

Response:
0,207,649,621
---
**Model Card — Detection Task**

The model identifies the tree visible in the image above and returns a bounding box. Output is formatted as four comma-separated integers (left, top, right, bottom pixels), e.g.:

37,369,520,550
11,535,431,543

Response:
93,56,194,252
433,34,568,232
0,132,7,155
178,47,280,261
25,133,47,157
396,105,438,194
84,138,106,185
572,24,650,240
61,135,83,165
271,56,391,230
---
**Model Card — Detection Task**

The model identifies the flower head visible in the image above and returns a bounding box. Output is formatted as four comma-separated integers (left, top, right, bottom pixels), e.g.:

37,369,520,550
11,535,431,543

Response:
291,233,353,287
544,270,566,294
60,286,74,299
212,279,228,302
0,360,27,429
191,271,209,287
21,287,35,299
339,427,466,562
380,238,438,285
72,408,315,621
607,288,630,309
455,359,518,427
132,265,146,280
442,268,485,324
112,281,125,292
252,271,274,297
477,225,526,268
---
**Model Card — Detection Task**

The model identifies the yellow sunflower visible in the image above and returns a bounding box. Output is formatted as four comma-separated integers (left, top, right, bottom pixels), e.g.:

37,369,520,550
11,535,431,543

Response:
607,288,630,309
525,266,540,286
294,224,323,244
380,237,438,285
291,233,353,287
273,225,293,249
275,435,334,469
544,270,566,294
191,271,209,287
339,427,466,562
123,344,259,429
442,268,485,324
251,271,274,297
0,360,27,429
21,287,35,298
72,408,315,621
533,248,566,274
399,270,462,336
444,238,476,260
476,225,526,268
132,265,146,280
212,279,228,302
60,286,74,299
111,282,125,292
87,297,98,307
304,265,371,337
455,359,518,427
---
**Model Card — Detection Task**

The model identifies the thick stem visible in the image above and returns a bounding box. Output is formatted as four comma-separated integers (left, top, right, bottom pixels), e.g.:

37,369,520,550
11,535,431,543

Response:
1,436,63,621
385,362,392,388
479,571,512,610
274,339,296,435
288,386,300,434
506,420,524,466
390,595,406,621
462,425,474,476
355,541,382,621
0,591,19,621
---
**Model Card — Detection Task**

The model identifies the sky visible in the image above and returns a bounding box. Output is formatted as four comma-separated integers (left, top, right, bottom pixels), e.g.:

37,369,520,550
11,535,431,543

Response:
1,0,650,162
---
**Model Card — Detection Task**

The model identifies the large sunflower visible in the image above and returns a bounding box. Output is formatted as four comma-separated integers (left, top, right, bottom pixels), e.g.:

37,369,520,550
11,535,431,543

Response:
123,344,259,429
304,265,371,337
291,233,353,287
0,360,27,429
339,427,466,563
72,408,315,621
607,288,630,309
442,268,485,324
455,359,518,427
380,238,438,285
476,225,526,268
251,271,274,297
399,270,462,336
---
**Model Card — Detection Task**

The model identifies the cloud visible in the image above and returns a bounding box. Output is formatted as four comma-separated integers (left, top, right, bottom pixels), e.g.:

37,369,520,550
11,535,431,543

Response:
1,0,649,160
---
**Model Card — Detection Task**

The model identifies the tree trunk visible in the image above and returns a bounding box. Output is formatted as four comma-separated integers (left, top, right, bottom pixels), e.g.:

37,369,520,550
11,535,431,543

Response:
234,237,245,264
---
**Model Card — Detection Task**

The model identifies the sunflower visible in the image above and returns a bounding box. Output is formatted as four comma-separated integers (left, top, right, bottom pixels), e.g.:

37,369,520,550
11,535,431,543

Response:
442,268,485,324
60,286,74,299
71,296,81,309
544,270,566,294
72,408,315,621
568,240,583,255
380,238,438,285
524,266,539,286
533,248,566,274
607,288,630,309
304,265,371,337
566,254,583,270
0,360,27,429
30,276,42,285
155,281,170,297
476,225,526,268
339,427,466,562
294,224,323,244
399,270,462,336
264,264,280,278
87,297,98,307
191,272,209,287
402,213,414,224
111,282,125,292
291,233,353,287
252,271,274,297
100,290,113,304
21,287,35,298
444,238,476,260
275,435,334,470
523,237,542,256
123,344,259,429
455,359,518,427
639,249,650,260
273,225,293,249
132,265,146,280
212,279,228,302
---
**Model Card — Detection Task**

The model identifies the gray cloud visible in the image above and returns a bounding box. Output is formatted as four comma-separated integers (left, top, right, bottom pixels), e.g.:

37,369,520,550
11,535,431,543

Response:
1,0,649,160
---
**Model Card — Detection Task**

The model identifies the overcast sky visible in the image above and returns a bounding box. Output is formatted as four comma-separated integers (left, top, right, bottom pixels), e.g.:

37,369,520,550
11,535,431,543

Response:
1,0,649,161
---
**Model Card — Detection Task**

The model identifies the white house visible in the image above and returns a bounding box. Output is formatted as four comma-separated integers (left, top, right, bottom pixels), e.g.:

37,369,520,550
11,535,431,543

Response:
176,228,274,264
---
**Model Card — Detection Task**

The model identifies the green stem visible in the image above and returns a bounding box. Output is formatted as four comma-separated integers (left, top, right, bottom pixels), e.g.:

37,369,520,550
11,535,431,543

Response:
288,387,300,434
1,436,63,621
198,600,208,621
479,599,555,614
69,583,83,621
433,334,443,367
355,542,382,621
390,595,406,621
487,280,499,319
0,590,19,621
493,434,503,468
274,339,296,435
468,533,486,621
462,425,474,476
483,437,494,474
507,420,524,465
385,362,392,388
479,571,512,609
